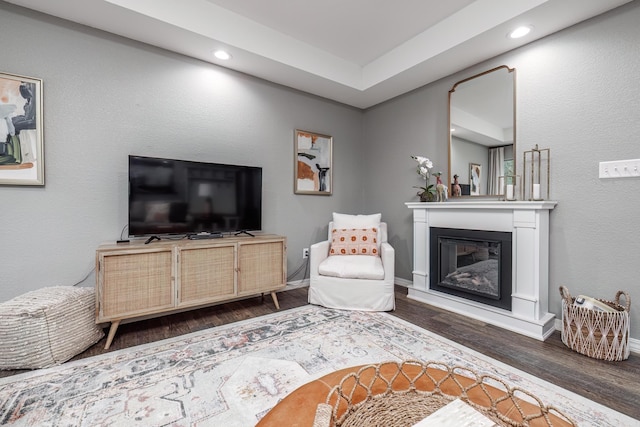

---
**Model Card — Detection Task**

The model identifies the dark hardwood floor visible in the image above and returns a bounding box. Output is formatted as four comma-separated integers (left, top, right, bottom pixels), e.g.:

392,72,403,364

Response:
2,286,639,421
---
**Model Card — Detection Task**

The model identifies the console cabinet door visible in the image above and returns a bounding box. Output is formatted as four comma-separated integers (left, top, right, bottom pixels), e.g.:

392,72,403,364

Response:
237,239,286,297
177,243,237,307
97,247,174,321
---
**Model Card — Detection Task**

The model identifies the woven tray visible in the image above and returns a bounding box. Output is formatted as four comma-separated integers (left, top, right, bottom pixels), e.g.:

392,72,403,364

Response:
559,286,630,361
314,360,576,427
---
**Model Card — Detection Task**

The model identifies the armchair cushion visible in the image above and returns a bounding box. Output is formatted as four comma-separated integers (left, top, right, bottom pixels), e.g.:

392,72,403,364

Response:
329,227,379,256
318,255,384,280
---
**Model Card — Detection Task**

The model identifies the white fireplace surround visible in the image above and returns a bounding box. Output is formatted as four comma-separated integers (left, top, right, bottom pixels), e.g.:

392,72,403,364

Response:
406,201,557,341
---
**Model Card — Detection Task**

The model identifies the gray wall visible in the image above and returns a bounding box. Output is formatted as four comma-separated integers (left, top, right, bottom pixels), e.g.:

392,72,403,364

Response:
364,2,640,338
2,2,639,340
0,2,363,299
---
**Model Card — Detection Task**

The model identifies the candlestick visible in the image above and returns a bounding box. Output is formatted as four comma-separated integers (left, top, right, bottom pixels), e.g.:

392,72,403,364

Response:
506,184,514,200
533,183,541,200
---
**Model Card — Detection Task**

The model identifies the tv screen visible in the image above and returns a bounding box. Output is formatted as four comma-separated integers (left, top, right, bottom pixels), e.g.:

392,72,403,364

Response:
128,155,262,237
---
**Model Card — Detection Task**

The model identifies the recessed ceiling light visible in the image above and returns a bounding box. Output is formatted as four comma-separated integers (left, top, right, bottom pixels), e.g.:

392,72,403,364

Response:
508,26,532,39
214,50,231,60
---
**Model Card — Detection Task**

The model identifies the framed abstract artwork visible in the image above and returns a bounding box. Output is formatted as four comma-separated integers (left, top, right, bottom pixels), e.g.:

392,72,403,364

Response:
0,71,44,186
294,129,332,195
469,162,481,196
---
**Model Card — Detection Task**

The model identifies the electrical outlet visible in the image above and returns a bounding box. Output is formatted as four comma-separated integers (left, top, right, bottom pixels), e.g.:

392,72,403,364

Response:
302,248,309,259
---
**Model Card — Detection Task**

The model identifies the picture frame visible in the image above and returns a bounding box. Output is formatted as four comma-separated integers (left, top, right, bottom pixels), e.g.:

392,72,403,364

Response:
294,129,332,195
0,71,44,186
469,162,481,196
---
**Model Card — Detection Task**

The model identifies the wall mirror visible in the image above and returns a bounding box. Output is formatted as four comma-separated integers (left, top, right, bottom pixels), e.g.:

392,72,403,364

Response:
448,65,515,197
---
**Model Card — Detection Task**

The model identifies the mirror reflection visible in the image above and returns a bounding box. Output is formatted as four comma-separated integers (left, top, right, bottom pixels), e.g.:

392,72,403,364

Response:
448,65,515,197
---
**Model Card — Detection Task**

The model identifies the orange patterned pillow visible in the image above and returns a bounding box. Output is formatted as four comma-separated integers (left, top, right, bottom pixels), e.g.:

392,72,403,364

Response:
329,228,379,256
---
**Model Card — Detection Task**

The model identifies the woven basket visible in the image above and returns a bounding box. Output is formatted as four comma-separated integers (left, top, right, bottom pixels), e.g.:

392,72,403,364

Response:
559,286,630,361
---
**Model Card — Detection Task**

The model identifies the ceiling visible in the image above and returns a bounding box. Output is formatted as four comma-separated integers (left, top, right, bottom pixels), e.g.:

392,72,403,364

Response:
5,0,632,108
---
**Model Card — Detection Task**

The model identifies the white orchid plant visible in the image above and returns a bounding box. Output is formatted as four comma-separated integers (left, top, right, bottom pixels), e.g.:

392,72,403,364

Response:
411,155,437,201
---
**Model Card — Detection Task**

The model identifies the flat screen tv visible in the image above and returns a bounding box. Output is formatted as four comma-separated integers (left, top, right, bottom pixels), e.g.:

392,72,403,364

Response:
128,155,262,237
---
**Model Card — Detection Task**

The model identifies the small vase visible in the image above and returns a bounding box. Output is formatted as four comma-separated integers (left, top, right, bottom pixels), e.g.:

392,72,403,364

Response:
419,192,434,202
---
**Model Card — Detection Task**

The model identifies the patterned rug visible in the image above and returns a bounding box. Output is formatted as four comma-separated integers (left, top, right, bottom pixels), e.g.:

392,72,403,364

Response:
0,305,635,426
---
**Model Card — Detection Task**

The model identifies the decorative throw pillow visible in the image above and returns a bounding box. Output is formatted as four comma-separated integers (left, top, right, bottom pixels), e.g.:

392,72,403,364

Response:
329,227,379,256
332,212,381,229
332,212,383,251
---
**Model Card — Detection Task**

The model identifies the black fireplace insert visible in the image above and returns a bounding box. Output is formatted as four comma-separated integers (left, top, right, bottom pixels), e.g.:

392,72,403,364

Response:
430,227,512,311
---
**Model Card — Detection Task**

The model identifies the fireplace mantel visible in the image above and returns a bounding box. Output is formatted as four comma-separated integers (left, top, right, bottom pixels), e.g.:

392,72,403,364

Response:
406,200,557,340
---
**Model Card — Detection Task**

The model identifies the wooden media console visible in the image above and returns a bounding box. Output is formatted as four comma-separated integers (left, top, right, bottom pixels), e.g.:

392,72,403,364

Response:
95,234,286,349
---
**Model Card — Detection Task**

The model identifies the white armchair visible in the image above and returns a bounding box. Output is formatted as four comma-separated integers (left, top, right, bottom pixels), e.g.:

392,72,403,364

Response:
308,214,395,311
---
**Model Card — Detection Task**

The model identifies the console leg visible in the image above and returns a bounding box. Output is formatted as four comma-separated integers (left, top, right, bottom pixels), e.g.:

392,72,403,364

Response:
104,320,121,350
270,291,280,310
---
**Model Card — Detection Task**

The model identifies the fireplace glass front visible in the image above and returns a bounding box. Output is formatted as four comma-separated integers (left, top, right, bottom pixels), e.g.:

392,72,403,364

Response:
430,228,512,311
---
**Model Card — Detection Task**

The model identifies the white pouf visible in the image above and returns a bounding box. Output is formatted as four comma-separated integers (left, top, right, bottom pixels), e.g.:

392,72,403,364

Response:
0,286,105,369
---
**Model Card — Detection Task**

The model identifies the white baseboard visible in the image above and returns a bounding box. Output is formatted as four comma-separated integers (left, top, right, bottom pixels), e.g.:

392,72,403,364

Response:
285,279,309,290
395,277,412,288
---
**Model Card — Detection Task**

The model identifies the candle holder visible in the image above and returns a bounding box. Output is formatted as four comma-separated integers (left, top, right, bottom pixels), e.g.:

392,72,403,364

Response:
499,174,520,201
523,144,550,201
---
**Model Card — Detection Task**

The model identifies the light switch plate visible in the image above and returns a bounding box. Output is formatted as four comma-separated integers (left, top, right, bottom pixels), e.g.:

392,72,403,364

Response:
599,159,640,179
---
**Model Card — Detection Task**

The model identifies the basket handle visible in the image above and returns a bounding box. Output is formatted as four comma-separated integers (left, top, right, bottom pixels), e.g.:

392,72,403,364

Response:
559,286,572,303
615,291,631,312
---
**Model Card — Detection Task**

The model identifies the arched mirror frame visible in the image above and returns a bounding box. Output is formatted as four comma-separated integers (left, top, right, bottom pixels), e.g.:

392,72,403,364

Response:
448,65,516,198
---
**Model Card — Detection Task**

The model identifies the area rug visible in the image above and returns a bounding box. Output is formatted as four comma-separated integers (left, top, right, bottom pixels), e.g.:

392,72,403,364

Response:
0,305,635,426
